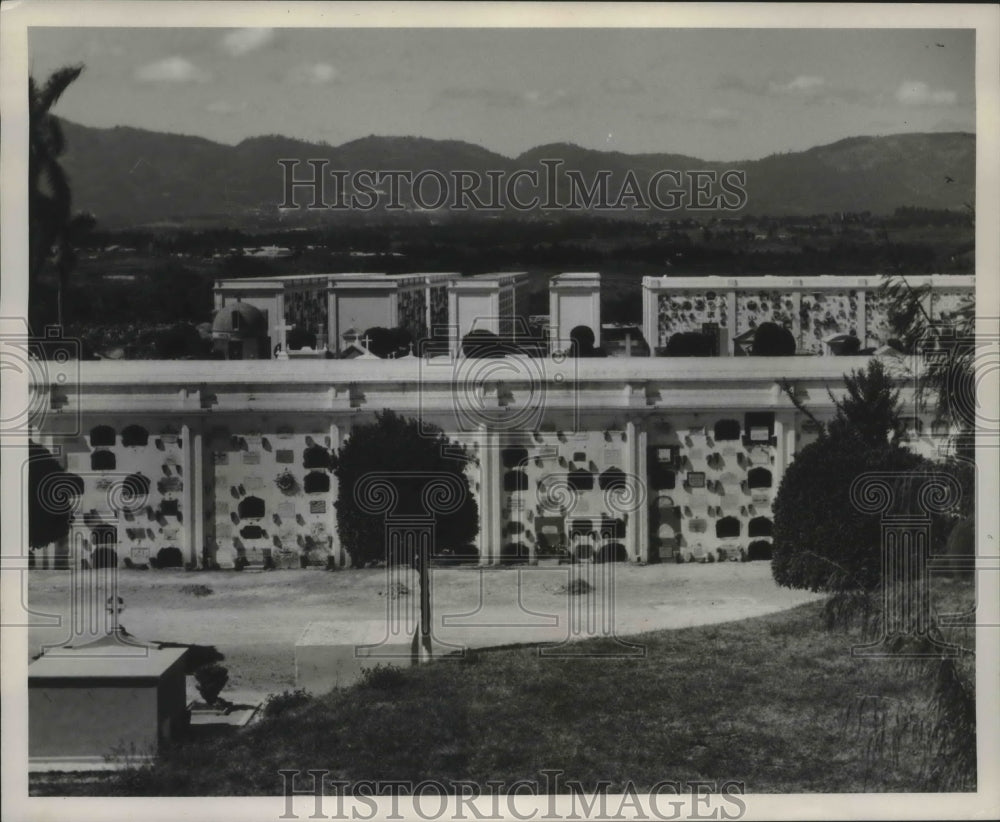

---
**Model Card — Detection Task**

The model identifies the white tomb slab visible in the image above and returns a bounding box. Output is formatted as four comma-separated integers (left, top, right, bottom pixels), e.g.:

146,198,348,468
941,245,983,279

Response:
29,636,189,771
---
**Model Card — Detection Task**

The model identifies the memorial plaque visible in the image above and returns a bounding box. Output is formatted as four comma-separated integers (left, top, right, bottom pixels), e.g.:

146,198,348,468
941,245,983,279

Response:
276,450,295,464
242,452,261,465
688,518,708,534
310,500,327,514
245,476,265,490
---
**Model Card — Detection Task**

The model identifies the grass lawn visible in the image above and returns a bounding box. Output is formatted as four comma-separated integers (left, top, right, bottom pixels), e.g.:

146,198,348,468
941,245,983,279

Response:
29,573,975,796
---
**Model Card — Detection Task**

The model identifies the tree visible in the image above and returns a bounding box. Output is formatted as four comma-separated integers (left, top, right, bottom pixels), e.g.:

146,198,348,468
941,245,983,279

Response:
879,273,975,459
363,326,413,358
461,328,504,358
568,325,606,357
30,65,94,329
331,411,478,568
663,331,714,356
751,322,796,356
772,359,921,592
826,358,906,448
28,440,83,552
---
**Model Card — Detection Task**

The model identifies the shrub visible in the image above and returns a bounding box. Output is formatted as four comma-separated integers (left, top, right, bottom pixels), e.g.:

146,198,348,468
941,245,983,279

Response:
262,689,312,718
747,540,773,561
286,327,317,351
665,331,714,356
156,546,184,568
771,436,928,592
194,663,229,705
359,663,406,691
501,541,529,564
752,322,796,356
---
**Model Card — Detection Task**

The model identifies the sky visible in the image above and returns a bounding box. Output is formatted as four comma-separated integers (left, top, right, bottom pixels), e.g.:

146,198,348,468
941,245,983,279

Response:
28,26,975,161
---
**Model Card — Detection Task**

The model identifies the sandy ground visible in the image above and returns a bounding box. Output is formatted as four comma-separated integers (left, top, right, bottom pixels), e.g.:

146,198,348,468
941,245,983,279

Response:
26,561,823,703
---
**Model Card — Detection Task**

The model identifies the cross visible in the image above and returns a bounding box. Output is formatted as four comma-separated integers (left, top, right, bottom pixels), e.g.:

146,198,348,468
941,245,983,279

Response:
360,334,372,350
274,320,295,360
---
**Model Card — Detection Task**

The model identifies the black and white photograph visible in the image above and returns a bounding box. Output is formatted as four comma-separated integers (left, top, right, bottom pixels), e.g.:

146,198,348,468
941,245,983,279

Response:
1,3,998,820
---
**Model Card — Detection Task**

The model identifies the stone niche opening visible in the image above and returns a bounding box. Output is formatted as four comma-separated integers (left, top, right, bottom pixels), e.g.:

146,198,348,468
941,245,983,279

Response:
91,450,116,471
238,496,266,519
716,516,741,539
304,472,331,493
713,419,741,441
303,445,330,470
748,516,773,537
503,470,529,492
598,467,627,491
121,425,150,447
747,467,773,489
501,448,528,469
89,425,116,447
568,469,594,492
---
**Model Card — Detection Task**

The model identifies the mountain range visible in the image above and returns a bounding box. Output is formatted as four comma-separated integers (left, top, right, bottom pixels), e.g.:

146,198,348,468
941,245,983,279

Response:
56,119,975,229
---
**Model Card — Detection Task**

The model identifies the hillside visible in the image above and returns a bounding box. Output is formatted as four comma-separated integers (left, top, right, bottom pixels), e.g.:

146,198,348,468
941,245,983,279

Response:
57,120,975,228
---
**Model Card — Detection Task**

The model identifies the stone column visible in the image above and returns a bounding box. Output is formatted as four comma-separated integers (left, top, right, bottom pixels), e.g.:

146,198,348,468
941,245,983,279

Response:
329,421,341,565
191,424,205,567
636,424,650,562
476,425,502,565
623,420,640,562
180,423,195,565
725,285,738,355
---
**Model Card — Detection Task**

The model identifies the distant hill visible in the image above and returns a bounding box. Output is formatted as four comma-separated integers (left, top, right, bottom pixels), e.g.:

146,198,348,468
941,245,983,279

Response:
57,119,975,228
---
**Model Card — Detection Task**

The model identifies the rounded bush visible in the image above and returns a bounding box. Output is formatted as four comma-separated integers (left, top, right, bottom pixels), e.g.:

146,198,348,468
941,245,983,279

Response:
665,331,714,357
771,437,928,592
501,541,529,564
752,322,796,356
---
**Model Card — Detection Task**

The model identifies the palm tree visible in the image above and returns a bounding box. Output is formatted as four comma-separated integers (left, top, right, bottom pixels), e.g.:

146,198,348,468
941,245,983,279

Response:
29,64,93,329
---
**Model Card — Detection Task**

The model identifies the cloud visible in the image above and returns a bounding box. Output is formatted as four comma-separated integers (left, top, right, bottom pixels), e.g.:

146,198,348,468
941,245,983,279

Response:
134,56,209,83
441,86,576,110
767,75,826,96
522,89,576,109
718,73,872,107
287,63,339,84
220,28,275,57
895,81,957,106
206,100,249,115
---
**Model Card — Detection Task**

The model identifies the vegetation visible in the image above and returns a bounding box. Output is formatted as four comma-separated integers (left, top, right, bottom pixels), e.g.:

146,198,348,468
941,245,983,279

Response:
28,440,83,554
751,322,796,356
194,663,229,706
362,326,413,358
34,586,973,797
29,65,95,330
330,411,478,568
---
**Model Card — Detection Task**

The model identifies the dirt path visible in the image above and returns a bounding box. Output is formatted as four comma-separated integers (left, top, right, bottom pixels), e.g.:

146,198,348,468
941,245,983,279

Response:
27,562,823,702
